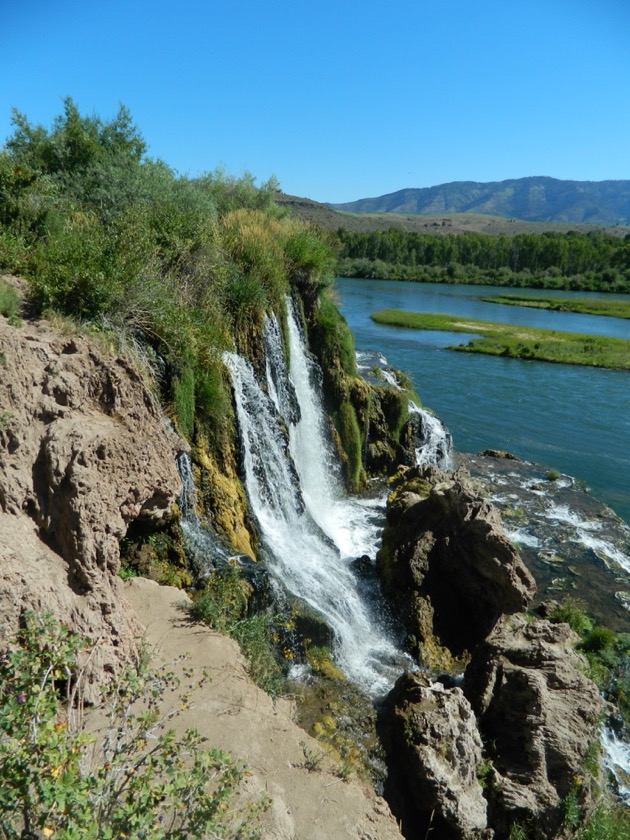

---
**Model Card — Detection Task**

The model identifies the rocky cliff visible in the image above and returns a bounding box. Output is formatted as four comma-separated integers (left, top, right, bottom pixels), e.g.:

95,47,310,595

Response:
0,291,405,838
0,304,184,697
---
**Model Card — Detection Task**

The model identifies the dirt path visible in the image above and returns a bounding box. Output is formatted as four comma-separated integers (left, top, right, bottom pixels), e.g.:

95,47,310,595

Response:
121,578,403,840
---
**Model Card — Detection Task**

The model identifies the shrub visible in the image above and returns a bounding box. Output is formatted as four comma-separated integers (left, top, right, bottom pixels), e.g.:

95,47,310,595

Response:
576,801,630,839
186,564,287,699
580,626,617,654
0,610,269,839
0,277,19,321
549,597,594,636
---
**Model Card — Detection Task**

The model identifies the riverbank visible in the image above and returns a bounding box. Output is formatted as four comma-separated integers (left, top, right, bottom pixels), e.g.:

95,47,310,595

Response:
370,309,630,369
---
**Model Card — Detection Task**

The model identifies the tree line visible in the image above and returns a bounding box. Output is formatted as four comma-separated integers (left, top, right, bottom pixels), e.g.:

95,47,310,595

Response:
336,228,630,292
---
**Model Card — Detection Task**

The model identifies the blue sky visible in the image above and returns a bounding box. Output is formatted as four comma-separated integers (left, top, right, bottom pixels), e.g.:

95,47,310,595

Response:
2,0,629,203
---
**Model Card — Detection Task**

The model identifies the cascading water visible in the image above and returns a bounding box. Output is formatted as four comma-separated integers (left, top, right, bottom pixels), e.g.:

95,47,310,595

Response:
602,726,630,802
176,452,231,573
224,312,413,696
281,302,383,556
355,348,453,471
408,403,453,470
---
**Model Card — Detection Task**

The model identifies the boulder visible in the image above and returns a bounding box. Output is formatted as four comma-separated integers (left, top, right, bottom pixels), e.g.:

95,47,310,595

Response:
377,466,536,662
464,615,604,838
380,670,491,840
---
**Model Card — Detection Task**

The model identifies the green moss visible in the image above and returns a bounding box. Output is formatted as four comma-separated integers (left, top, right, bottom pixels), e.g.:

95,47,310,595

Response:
311,293,358,378
375,385,409,441
305,644,346,682
172,365,195,439
334,399,365,490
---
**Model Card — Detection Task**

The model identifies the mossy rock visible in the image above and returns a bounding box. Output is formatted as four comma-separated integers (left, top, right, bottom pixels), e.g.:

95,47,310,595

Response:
410,595,465,672
195,439,256,558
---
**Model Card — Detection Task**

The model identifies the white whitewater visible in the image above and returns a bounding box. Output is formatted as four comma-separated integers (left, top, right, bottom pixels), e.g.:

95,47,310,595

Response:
408,403,453,471
224,312,412,696
355,347,453,471
281,302,383,556
602,727,630,802
544,503,630,575
177,452,231,572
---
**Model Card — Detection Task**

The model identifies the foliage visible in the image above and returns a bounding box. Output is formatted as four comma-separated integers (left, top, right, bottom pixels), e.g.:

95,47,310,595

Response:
0,277,19,322
185,563,288,699
576,801,630,839
0,610,269,839
337,227,630,293
549,598,630,722
549,598,594,636
0,100,337,460
172,366,196,439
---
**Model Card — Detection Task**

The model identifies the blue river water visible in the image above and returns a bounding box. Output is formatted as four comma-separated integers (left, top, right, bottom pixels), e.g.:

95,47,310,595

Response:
334,278,630,526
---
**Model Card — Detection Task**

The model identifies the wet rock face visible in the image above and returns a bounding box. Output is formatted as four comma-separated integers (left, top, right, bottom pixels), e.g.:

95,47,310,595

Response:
464,616,603,839
0,316,183,696
380,671,490,840
378,466,536,658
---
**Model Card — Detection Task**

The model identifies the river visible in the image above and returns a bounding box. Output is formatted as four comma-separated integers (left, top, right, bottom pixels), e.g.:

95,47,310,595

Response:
335,277,630,526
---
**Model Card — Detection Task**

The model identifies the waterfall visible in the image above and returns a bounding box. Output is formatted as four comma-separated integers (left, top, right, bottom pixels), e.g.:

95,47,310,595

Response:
355,348,453,471
176,452,231,573
408,403,453,471
602,726,630,803
282,301,382,556
223,317,412,696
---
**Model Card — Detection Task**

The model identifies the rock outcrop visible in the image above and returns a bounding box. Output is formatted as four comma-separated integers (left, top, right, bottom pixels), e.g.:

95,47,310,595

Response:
0,314,183,696
377,465,605,839
464,615,604,839
377,465,536,663
380,671,490,840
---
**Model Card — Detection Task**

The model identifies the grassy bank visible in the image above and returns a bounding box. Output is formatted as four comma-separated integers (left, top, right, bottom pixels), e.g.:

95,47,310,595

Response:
480,294,630,319
370,309,630,370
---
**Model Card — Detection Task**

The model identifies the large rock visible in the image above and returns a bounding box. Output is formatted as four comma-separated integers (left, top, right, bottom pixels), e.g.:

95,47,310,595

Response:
380,671,490,840
0,313,183,697
464,615,604,838
377,466,536,662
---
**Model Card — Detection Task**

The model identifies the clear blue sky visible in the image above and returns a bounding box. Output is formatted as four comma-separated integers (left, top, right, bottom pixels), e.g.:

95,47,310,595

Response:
2,0,629,203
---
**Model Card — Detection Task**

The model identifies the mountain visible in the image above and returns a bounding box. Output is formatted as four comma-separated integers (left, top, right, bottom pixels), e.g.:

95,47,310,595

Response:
328,176,630,225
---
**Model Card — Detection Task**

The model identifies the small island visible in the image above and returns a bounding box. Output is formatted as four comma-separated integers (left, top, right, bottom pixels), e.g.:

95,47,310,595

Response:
370,309,630,369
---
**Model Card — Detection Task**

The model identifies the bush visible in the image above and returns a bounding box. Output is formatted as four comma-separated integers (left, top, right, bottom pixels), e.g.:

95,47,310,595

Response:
186,564,287,699
0,277,19,321
549,597,594,636
576,801,630,839
0,610,269,839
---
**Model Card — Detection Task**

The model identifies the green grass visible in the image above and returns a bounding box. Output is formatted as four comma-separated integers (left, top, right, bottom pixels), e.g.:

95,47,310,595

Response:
481,293,630,319
370,309,630,370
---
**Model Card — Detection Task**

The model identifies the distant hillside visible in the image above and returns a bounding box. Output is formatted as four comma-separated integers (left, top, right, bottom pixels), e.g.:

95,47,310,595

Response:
327,177,630,225
274,192,630,238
